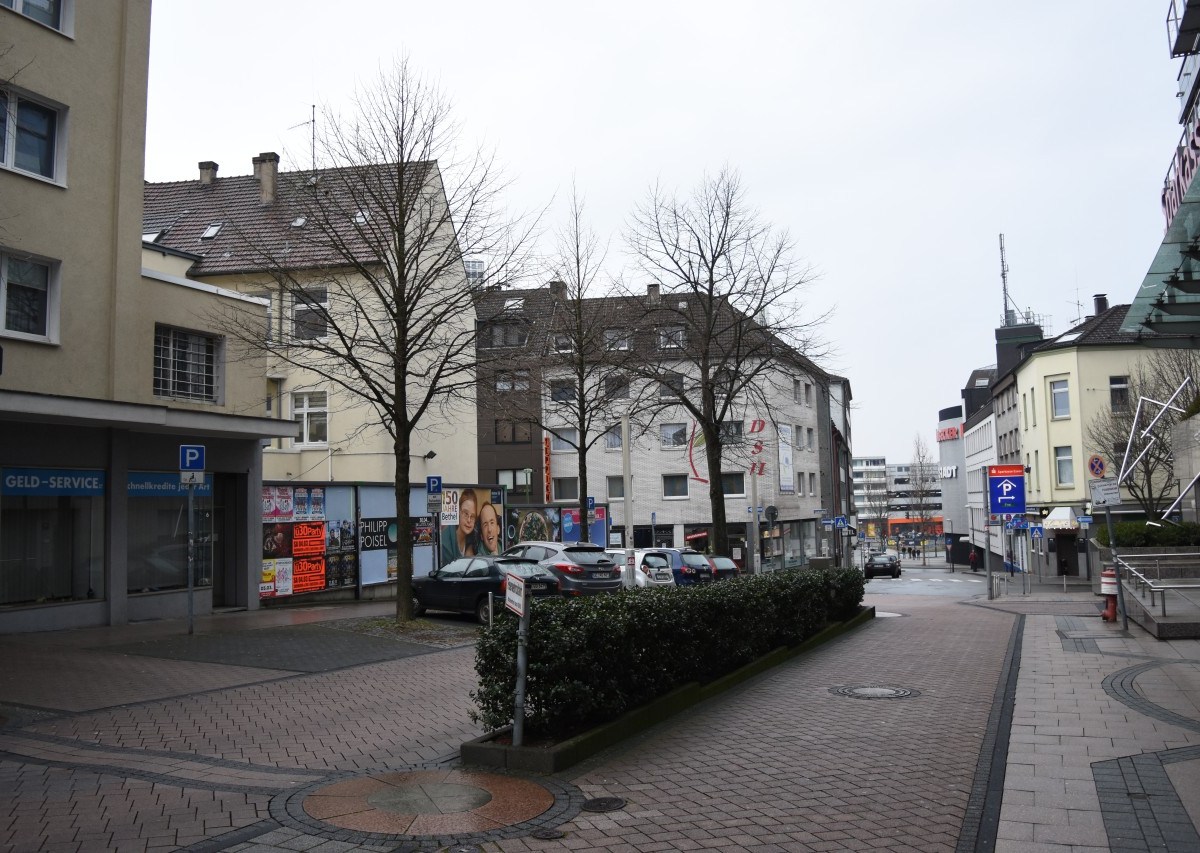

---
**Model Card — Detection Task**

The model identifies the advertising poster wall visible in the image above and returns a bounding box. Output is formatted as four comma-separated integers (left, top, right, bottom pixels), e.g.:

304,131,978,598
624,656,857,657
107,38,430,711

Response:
507,505,609,546
439,485,505,565
260,485,356,599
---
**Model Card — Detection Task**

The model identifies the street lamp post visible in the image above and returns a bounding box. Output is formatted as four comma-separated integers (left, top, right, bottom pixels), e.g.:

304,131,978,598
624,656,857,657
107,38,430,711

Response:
946,519,954,572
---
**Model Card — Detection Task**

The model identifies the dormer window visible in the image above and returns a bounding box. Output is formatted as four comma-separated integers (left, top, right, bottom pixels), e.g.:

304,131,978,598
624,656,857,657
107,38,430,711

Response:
503,298,524,313
291,217,306,228
353,211,368,225
201,223,223,240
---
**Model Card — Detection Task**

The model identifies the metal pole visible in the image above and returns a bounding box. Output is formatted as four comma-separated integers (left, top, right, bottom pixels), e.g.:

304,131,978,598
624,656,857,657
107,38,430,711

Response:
187,482,195,635
750,470,760,574
622,414,635,589
512,602,530,746
1104,506,1128,631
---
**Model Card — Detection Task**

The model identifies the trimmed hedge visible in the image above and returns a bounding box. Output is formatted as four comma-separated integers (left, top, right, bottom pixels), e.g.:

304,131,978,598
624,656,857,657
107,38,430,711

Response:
1094,520,1200,548
470,567,865,739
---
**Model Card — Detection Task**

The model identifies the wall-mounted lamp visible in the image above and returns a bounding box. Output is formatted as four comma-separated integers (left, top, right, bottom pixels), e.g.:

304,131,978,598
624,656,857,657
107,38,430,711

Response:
423,451,437,460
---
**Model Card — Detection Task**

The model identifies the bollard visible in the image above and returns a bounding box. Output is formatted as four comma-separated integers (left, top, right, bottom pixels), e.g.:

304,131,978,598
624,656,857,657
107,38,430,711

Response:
1100,566,1118,622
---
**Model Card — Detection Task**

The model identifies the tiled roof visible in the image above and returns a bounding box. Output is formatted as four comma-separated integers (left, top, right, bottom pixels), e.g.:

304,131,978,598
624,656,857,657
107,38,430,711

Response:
1031,303,1189,352
143,160,435,276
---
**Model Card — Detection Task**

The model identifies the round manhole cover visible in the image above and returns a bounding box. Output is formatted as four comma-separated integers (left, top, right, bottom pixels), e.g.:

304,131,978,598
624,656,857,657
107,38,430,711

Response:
581,797,626,812
830,685,920,700
531,828,567,839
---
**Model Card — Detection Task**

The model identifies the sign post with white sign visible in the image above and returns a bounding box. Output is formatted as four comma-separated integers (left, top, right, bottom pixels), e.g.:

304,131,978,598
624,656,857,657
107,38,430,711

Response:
508,573,532,747
1090,477,1129,629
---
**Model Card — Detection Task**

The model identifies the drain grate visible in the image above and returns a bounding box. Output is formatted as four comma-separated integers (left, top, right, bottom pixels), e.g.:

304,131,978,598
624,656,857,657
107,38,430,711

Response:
830,685,920,700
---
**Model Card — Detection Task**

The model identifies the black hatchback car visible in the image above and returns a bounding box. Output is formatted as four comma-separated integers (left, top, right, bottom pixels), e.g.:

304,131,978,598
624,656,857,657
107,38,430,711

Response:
502,542,622,596
412,556,558,622
864,553,902,580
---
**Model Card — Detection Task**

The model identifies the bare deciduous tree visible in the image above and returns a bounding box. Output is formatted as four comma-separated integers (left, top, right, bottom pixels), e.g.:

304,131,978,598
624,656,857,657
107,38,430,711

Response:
218,58,536,621
623,167,827,555
1087,347,1200,516
908,435,938,565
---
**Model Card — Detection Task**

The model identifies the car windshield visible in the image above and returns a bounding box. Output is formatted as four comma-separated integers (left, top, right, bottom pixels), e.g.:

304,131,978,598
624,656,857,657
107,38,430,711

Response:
643,554,669,568
680,552,709,568
711,557,736,569
562,547,614,566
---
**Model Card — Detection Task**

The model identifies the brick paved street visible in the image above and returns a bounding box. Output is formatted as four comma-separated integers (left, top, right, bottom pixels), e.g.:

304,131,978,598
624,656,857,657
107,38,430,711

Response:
2,580,1200,851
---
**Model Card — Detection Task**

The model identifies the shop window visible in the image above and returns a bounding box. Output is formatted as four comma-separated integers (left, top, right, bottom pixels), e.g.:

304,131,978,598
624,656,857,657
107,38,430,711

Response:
126,472,213,594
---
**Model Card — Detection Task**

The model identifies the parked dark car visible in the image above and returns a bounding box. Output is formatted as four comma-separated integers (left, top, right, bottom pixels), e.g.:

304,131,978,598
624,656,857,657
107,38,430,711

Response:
502,542,622,596
707,555,739,581
864,553,902,580
412,556,558,622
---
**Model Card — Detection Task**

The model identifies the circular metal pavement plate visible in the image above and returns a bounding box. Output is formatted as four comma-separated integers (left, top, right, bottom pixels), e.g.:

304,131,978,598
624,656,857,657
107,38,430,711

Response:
830,685,920,700
581,797,626,812
531,828,567,839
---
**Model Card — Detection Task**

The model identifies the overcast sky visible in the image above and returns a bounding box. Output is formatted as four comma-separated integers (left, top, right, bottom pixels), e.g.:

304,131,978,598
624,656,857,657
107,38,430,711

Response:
145,2,1181,462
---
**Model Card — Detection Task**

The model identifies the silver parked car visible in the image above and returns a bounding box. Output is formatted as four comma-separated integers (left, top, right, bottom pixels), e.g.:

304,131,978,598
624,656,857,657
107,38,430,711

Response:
606,549,677,588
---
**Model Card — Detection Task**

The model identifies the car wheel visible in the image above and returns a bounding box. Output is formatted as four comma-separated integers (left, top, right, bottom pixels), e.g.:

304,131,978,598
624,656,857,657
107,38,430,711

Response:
892,569,900,579
412,595,426,617
475,596,491,625
864,571,872,580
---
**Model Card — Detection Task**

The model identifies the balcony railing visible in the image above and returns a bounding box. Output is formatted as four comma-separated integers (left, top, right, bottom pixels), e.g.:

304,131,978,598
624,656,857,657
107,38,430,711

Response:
1168,0,1200,58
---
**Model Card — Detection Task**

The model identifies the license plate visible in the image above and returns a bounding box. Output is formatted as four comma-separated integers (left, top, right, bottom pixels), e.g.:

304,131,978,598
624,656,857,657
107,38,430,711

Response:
590,571,611,579
529,583,547,590
655,572,671,581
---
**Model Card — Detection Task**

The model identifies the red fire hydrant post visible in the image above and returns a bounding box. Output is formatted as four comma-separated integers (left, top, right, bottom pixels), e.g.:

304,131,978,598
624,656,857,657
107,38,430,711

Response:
1100,566,1119,622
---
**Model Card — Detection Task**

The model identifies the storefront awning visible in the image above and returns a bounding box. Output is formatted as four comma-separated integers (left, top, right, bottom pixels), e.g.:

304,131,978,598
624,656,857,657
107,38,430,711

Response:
1044,507,1079,530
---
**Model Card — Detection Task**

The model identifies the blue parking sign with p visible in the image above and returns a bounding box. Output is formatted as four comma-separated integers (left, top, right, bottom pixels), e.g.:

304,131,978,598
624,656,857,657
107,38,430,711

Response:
179,445,205,471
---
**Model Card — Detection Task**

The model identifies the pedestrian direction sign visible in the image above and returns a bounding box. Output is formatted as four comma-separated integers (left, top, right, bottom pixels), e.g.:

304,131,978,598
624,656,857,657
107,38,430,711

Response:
1077,515,1093,526
988,465,1026,515
1030,525,1044,539
834,516,848,529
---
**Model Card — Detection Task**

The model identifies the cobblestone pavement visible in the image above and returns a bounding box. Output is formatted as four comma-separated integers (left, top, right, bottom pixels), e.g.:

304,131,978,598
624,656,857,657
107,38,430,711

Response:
2,586,1200,851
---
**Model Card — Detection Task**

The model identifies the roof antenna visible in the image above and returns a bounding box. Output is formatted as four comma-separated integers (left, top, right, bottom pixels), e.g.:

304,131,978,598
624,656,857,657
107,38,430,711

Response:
286,104,317,175
999,233,1014,326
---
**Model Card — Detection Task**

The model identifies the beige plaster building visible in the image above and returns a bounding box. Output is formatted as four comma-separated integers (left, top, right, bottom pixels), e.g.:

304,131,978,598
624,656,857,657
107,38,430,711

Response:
0,1,293,632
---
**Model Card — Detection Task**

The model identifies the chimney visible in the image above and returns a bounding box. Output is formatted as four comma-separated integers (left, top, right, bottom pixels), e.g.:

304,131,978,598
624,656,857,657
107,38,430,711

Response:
253,152,280,205
198,161,218,186
548,280,567,299
646,283,660,304
1093,293,1109,315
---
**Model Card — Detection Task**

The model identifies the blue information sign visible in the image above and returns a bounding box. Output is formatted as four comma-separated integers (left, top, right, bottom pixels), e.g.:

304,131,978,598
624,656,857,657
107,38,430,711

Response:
179,445,205,471
988,465,1026,515
426,475,442,495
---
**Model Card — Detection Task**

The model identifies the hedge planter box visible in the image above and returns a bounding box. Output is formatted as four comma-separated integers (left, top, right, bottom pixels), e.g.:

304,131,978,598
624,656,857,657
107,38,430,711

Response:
461,605,875,774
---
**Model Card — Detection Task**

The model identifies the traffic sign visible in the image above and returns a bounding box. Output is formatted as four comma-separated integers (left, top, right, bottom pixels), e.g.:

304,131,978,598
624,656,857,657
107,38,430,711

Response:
426,476,442,495
834,515,848,529
505,573,527,617
1030,525,1044,539
858,530,866,540
747,505,764,514
1077,514,1093,526
988,465,1026,515
1088,478,1122,507
587,496,595,510
821,518,834,529
180,470,204,485
179,445,205,471
1087,455,1106,479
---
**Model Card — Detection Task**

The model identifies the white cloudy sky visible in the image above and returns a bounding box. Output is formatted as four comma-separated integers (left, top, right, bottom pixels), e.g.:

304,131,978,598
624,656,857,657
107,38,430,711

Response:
145,2,1181,461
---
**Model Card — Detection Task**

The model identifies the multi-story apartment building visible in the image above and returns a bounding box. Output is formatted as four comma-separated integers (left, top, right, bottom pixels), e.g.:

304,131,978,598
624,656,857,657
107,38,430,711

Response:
885,461,942,538
0,1,294,632
142,153,479,597
475,283,847,567
852,456,888,541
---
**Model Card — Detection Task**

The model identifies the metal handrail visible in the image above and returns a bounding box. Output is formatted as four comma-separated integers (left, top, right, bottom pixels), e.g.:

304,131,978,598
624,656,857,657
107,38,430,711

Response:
1115,554,1200,617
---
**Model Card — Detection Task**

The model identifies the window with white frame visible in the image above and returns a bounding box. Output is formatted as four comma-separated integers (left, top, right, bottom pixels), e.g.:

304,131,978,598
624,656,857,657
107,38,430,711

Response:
1054,445,1073,486
497,468,532,498
604,329,630,351
720,472,745,496
808,472,816,495
604,424,622,450
1,251,55,340
604,374,629,399
793,379,803,403
154,325,219,402
607,475,627,499
1110,376,1129,412
1050,379,1070,418
495,370,530,393
658,372,684,398
292,391,328,445
657,326,685,349
553,477,579,501
549,427,578,451
293,288,328,340
0,89,63,180
663,474,689,498
3,0,67,31
550,379,575,402
660,423,687,448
